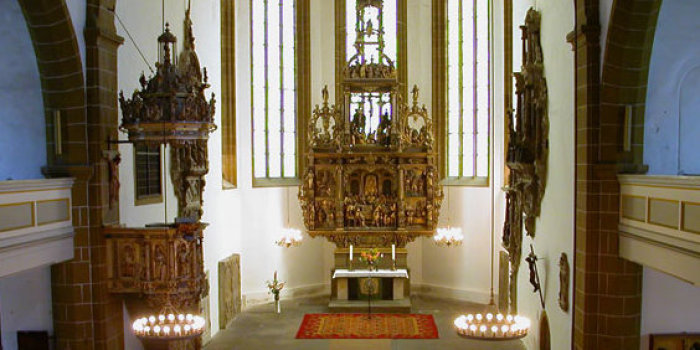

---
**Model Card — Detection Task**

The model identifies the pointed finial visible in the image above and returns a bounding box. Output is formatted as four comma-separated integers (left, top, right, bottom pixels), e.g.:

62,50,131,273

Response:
321,85,329,104
412,85,419,104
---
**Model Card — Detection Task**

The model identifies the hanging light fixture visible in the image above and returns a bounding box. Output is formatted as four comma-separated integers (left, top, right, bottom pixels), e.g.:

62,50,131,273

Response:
132,308,206,341
275,188,303,248
434,188,463,247
275,227,303,248
454,313,530,339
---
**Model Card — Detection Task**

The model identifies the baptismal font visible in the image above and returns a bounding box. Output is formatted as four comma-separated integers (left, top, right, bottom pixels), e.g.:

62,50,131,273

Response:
298,0,442,311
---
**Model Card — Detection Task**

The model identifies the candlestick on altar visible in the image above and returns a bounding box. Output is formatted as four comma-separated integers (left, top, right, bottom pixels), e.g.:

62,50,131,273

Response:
349,245,353,261
391,244,396,270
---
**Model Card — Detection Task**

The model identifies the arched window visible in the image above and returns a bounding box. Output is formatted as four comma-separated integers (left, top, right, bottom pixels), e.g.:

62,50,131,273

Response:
336,0,407,102
435,0,491,185
251,0,310,186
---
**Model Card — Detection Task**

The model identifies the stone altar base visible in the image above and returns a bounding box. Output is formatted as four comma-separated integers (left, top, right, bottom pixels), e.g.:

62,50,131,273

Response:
330,268,411,313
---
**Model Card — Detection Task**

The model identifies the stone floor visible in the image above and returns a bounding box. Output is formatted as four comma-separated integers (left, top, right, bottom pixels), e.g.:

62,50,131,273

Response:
205,295,527,350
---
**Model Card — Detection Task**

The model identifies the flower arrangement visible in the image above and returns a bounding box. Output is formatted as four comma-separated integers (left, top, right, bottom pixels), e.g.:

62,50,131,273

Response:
267,271,285,301
359,248,383,270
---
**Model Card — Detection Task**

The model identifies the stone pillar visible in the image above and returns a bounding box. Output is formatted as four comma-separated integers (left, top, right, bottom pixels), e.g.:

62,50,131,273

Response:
572,0,660,348
83,0,125,348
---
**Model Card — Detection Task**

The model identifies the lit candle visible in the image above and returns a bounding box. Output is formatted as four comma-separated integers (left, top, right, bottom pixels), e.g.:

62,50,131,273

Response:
392,244,396,261
349,245,353,261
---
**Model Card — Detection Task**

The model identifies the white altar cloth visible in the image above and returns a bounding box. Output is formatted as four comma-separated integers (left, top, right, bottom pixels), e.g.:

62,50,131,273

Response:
332,268,408,279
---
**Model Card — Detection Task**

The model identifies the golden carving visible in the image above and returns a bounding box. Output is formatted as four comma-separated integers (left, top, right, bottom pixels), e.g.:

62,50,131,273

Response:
502,8,549,314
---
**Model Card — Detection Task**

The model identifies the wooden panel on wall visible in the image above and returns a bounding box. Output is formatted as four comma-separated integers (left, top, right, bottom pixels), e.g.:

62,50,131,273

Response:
648,198,679,229
0,202,33,232
682,202,700,234
36,198,69,225
621,195,646,222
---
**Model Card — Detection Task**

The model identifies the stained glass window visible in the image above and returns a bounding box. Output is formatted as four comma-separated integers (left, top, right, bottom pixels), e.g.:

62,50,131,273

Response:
251,0,297,181
446,0,490,181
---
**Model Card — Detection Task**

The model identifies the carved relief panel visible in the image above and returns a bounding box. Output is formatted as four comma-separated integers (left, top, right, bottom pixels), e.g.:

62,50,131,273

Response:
106,223,207,308
218,254,241,330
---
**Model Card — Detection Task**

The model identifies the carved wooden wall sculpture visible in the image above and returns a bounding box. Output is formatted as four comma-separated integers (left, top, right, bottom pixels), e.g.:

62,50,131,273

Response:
218,254,241,330
502,7,548,313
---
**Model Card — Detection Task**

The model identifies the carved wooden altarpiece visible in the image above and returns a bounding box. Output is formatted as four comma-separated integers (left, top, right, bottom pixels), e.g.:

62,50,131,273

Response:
502,7,548,314
298,0,442,310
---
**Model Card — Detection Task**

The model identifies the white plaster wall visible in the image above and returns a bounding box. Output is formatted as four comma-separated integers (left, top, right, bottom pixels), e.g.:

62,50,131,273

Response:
419,0,507,305
644,0,700,175
514,1,575,349
314,0,344,291
112,1,576,348
65,0,86,76
116,0,180,228
406,0,433,288
115,0,329,343
639,4,700,347
0,267,54,350
0,0,46,180
640,268,700,350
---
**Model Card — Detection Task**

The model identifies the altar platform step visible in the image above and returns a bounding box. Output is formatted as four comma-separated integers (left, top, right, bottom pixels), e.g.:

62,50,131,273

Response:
328,298,411,313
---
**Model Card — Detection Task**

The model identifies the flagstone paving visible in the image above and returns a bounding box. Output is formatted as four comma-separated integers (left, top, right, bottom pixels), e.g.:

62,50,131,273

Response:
205,295,528,350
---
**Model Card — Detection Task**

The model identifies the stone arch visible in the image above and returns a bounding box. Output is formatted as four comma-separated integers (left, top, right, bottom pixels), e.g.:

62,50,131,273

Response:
599,0,661,169
573,0,662,349
678,65,700,175
15,1,125,349
16,0,86,166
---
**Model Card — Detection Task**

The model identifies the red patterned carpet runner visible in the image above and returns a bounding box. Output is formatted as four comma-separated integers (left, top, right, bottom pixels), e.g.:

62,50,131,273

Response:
295,313,439,339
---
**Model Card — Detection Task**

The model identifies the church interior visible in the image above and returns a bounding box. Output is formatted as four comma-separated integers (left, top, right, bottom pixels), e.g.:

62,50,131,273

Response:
0,0,699,349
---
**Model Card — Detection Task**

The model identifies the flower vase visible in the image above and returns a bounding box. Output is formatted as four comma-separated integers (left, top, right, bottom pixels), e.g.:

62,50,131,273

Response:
274,294,281,314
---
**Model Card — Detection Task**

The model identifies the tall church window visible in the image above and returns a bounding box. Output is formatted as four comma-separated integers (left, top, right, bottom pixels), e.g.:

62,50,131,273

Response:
251,0,309,186
440,0,491,185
